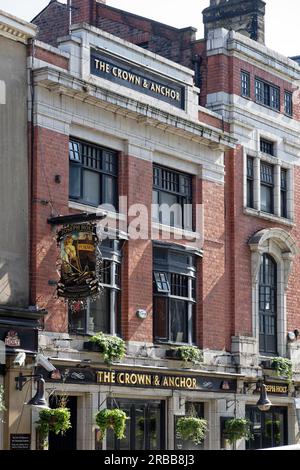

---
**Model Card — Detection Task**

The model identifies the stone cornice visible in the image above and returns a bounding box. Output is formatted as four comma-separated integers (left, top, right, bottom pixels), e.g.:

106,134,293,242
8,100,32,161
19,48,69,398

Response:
0,10,37,44
33,66,236,151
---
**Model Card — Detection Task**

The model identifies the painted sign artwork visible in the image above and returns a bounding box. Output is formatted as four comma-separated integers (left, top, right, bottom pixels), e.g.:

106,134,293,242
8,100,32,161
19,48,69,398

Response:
57,223,100,301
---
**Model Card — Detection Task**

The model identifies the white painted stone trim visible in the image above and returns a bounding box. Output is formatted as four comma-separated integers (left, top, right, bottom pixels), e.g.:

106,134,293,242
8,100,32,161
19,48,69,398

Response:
0,10,37,43
249,228,299,357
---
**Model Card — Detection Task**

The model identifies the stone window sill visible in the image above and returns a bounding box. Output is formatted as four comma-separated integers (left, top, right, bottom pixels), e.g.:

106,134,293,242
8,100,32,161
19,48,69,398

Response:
244,207,294,227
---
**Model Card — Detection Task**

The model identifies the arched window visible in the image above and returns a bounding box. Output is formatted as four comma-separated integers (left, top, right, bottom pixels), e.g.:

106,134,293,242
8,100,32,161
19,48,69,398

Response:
259,254,277,354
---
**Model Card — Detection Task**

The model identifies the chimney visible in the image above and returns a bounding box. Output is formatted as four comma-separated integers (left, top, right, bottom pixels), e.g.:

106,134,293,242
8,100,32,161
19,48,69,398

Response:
202,0,266,44
71,0,106,25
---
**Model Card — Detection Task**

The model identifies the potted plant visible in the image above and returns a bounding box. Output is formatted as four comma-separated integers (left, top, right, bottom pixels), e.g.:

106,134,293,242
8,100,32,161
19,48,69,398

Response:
36,406,71,450
224,418,252,450
176,416,208,446
166,346,203,365
271,357,293,383
85,332,126,364
95,408,128,441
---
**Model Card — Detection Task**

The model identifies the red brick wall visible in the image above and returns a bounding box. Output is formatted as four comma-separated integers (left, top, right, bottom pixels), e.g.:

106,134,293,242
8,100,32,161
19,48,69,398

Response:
32,1,69,47
32,0,197,69
31,126,69,332
119,154,153,343
200,179,230,350
34,46,69,70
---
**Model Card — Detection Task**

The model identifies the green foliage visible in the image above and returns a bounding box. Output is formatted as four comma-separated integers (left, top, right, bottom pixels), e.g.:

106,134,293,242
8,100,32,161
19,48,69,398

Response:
90,333,126,364
0,385,5,413
36,407,71,440
271,357,293,382
176,417,208,445
95,409,128,441
176,346,203,365
224,418,252,445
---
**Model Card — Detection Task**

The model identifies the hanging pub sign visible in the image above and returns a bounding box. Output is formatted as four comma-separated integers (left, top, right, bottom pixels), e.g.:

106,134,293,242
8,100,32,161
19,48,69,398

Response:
56,222,102,305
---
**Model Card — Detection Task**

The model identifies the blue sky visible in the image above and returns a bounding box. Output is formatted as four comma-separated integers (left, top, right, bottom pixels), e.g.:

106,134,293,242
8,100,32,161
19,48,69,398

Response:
0,1,299,58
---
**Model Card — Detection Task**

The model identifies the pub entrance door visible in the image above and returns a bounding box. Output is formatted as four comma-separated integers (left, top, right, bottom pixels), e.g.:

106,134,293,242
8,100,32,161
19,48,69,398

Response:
106,398,165,450
48,396,77,450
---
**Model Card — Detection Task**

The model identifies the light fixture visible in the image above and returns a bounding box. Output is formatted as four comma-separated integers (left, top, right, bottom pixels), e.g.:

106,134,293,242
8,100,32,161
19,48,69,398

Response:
15,373,49,409
136,309,147,319
256,382,272,412
244,379,273,412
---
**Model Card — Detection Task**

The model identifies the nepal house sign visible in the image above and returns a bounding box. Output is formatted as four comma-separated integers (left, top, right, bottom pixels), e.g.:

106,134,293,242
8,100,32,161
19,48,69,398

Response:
90,49,185,110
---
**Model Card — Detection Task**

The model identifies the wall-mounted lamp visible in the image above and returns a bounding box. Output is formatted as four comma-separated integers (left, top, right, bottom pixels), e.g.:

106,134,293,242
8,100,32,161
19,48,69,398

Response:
243,379,273,412
15,373,49,409
288,330,300,342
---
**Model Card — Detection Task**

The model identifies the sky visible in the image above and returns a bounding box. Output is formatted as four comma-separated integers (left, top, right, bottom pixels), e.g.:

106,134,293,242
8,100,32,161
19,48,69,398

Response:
0,0,299,58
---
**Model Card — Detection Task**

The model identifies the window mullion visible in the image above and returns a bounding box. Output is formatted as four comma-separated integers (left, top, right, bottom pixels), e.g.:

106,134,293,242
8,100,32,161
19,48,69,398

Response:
254,157,260,210
274,164,281,217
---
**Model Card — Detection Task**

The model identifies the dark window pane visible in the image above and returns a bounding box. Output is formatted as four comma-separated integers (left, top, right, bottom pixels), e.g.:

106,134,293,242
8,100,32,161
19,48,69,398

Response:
69,141,81,161
247,157,254,208
241,71,250,97
83,170,100,206
101,260,111,285
259,254,277,354
260,139,274,156
284,91,293,116
159,192,182,227
154,272,170,293
69,139,118,206
103,175,117,209
255,79,264,102
153,296,168,340
260,185,273,213
69,164,81,199
69,305,86,334
270,86,280,110
90,289,110,333
170,299,188,343
170,273,188,298
153,164,193,230
255,79,280,110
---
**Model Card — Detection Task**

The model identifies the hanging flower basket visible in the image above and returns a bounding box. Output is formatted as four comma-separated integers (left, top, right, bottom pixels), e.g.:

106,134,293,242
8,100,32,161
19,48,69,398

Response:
176,416,208,446
224,418,252,446
36,407,72,441
95,409,128,441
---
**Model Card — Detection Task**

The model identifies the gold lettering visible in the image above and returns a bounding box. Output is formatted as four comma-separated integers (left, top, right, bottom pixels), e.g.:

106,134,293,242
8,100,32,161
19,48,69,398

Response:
192,378,197,389
95,60,110,73
174,377,180,387
145,375,151,385
118,372,125,384
125,373,131,384
186,378,192,389
154,375,160,386
162,377,169,387
97,371,115,383
168,377,175,387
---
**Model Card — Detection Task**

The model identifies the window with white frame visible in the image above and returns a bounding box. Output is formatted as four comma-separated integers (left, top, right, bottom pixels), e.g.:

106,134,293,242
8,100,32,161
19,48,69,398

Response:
246,153,290,220
68,239,121,336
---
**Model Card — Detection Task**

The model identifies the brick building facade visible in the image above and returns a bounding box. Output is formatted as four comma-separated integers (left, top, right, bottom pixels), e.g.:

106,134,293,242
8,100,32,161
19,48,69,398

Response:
2,0,300,450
